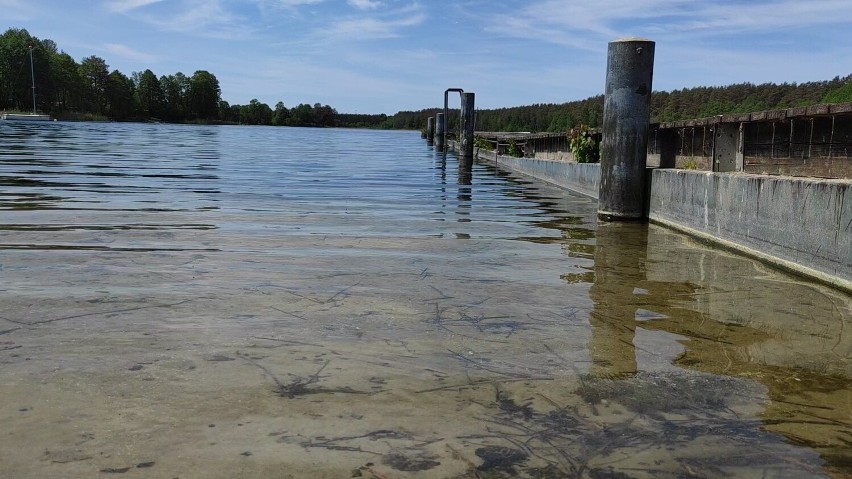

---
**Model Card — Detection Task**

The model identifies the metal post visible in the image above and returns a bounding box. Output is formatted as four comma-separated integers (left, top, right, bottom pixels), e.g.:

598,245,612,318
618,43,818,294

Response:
829,115,835,159
444,88,463,149
598,38,655,221
770,122,776,159
808,118,815,159
460,93,475,159
426,117,435,144
29,45,37,114
435,113,446,152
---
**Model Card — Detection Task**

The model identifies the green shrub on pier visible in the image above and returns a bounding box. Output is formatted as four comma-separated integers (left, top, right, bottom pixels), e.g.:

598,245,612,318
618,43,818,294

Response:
507,139,523,158
474,136,492,150
569,125,599,163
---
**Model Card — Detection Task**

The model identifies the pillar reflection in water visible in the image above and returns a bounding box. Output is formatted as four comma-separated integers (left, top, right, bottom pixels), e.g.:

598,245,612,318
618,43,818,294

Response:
456,157,472,223
582,221,851,471
588,222,648,378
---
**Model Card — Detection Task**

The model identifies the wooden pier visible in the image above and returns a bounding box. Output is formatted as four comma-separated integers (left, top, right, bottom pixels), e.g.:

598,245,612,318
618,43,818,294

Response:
474,101,852,179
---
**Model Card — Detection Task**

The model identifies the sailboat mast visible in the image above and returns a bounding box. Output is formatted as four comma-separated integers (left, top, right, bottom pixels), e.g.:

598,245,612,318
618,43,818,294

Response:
28,45,36,114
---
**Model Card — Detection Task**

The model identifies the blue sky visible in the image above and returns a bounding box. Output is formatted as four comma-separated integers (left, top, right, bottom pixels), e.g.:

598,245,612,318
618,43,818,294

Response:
4,0,851,114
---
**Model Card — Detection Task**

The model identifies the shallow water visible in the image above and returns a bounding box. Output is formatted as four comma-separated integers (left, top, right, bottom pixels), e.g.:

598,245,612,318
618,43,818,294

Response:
0,122,849,478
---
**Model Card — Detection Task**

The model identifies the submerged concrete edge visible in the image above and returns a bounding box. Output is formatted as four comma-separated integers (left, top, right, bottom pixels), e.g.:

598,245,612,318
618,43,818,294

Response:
460,143,851,293
649,215,852,294
473,147,601,199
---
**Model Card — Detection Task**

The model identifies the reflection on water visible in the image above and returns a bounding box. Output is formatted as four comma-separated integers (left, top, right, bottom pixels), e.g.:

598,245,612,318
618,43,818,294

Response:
0,122,848,478
589,223,851,473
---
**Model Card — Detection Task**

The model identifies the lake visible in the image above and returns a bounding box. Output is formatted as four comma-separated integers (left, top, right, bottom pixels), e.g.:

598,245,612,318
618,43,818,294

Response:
0,122,849,478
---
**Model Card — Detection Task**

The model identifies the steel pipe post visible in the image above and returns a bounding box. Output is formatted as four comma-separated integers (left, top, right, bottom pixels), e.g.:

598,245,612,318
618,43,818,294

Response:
435,113,446,152
460,93,475,159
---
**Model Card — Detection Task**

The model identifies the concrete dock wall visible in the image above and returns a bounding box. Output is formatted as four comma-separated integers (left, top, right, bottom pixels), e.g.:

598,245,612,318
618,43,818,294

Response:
475,147,601,199
468,145,851,289
648,170,851,288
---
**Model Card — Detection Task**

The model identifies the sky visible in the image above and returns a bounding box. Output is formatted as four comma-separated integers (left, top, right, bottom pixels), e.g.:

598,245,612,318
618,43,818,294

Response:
3,0,851,114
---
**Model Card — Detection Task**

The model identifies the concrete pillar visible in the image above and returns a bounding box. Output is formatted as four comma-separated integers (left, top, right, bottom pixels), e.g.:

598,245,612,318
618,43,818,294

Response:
713,122,743,172
460,93,475,159
598,38,655,221
426,117,435,143
435,113,446,152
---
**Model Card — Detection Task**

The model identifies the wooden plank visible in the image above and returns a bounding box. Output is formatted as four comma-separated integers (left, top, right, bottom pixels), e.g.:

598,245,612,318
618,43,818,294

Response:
829,103,852,114
721,114,750,123
787,106,808,117
806,104,830,116
763,109,787,121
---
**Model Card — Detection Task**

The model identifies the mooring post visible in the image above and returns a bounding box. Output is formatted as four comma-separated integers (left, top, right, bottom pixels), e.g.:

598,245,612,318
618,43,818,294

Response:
460,92,475,159
435,113,446,152
598,38,655,221
426,117,435,144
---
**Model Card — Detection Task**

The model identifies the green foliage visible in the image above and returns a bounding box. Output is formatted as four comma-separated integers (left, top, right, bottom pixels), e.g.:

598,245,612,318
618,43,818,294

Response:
569,125,599,163
822,82,852,104
388,75,852,134
105,70,135,120
0,26,350,126
474,136,492,150
336,112,387,129
507,139,523,157
272,101,289,126
240,98,273,125
683,157,699,170
187,70,221,120
134,69,163,118
78,55,109,114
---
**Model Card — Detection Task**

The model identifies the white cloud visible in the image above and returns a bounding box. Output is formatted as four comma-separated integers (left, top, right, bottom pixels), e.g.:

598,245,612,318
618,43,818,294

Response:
251,0,324,13
272,0,324,5
0,0,34,20
487,0,852,45
108,0,252,39
105,0,166,13
348,0,381,10
103,43,158,63
326,12,424,40
312,2,425,42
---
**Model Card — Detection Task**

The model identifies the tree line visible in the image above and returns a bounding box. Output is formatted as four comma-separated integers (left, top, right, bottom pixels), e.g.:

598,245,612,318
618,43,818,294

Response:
0,27,384,127
0,28,221,122
391,76,852,133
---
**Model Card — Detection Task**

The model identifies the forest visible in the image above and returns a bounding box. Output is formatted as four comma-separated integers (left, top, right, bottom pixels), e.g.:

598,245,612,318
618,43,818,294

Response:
0,27,352,127
392,76,852,133
2,27,850,131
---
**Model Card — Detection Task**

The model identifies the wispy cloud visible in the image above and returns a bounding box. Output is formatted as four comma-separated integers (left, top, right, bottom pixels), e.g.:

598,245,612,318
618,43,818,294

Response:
251,0,324,14
104,0,166,13
348,0,381,10
659,0,852,34
319,2,425,41
486,0,852,47
108,0,252,39
270,0,324,6
103,43,158,63
327,13,424,40
0,0,35,20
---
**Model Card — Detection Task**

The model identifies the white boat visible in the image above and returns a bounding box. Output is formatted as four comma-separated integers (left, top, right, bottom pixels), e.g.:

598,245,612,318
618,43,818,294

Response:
1,45,52,122
1,112,52,121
